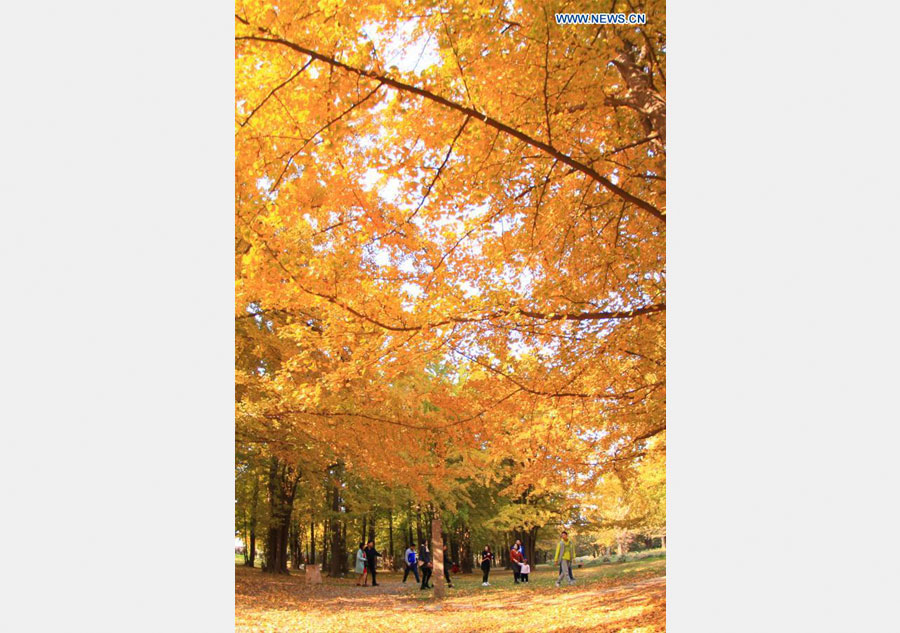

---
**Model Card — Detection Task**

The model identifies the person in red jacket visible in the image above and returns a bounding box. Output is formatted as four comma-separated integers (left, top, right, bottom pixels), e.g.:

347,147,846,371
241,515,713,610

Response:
509,544,524,583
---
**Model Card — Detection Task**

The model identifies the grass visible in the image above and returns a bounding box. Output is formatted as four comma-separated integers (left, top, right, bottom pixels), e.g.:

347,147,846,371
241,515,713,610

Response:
235,555,665,632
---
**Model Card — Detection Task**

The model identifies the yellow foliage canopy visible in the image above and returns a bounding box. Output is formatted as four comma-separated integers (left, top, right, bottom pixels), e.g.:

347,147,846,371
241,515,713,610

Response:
235,0,665,507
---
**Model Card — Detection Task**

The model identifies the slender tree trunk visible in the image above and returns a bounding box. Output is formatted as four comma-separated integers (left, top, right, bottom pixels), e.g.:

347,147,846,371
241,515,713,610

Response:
340,521,348,574
368,513,376,543
431,514,446,599
329,483,342,577
247,473,259,567
661,535,666,549
296,525,303,569
388,508,394,565
309,521,316,565
361,515,367,544
322,518,330,571
416,512,423,547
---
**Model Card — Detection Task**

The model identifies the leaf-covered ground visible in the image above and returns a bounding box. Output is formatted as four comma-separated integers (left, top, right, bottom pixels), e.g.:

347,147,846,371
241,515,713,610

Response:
236,558,665,632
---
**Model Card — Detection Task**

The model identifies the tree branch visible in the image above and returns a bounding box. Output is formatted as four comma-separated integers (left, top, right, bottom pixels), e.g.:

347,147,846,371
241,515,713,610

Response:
240,58,314,127
408,115,470,222
236,31,665,224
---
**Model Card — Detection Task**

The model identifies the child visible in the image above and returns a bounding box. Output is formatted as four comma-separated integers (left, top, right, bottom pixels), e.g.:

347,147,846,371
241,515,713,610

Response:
519,560,530,582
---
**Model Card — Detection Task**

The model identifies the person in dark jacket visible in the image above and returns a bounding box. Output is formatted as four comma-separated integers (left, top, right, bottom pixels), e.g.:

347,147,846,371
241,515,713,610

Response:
480,545,494,586
419,542,433,590
365,540,381,586
443,558,453,588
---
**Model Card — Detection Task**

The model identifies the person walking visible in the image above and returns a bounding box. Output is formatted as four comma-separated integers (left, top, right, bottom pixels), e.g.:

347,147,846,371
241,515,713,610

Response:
509,543,524,583
419,542,433,590
402,544,420,584
554,531,576,587
480,545,494,586
443,556,454,588
365,540,382,586
355,542,368,586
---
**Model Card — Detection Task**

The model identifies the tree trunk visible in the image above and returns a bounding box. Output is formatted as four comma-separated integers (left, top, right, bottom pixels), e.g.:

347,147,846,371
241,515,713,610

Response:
431,515,446,599
661,535,666,549
526,526,538,566
246,473,259,567
608,43,666,148
290,519,302,569
340,521,348,574
262,457,300,574
329,483,342,577
296,525,304,568
322,519,331,573
361,515,367,544
368,513,376,543
309,521,316,565
388,508,394,567
416,512,423,547
460,526,473,573
449,532,459,569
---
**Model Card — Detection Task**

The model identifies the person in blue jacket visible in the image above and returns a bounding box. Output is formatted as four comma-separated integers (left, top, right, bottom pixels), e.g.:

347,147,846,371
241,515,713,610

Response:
402,544,420,583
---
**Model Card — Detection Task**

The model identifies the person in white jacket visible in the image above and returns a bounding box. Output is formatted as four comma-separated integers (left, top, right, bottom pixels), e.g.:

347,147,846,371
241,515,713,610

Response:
355,543,368,586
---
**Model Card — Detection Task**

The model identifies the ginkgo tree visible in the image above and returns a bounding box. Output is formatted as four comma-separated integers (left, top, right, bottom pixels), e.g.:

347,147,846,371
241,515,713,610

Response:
235,0,665,597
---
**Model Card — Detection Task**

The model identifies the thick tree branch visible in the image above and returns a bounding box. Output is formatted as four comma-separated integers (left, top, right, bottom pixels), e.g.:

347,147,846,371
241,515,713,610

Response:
236,31,666,224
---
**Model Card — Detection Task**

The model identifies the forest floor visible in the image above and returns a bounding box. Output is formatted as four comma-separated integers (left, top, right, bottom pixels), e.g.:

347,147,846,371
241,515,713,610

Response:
235,556,666,632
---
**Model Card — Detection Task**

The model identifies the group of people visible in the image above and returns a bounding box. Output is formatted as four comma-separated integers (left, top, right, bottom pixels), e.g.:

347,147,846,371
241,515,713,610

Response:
507,540,530,584
401,542,454,590
354,540,381,586
354,531,578,589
